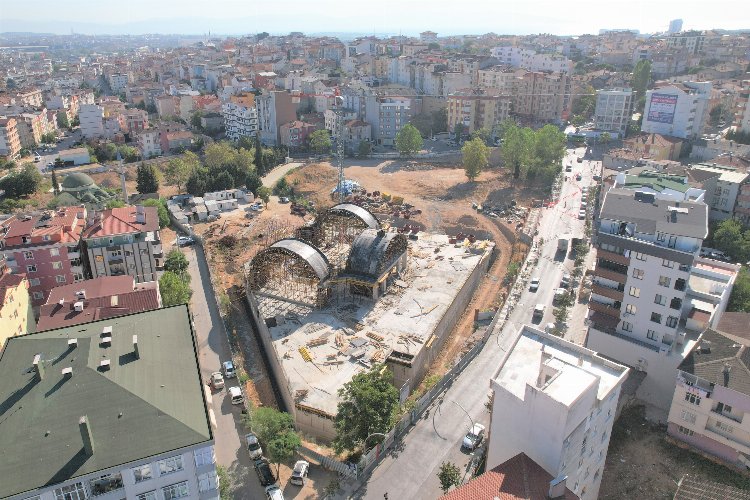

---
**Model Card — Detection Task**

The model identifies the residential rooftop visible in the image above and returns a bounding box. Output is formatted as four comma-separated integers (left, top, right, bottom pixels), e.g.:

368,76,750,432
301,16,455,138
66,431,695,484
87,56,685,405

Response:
678,328,750,396
81,205,159,239
0,305,211,498
622,170,691,193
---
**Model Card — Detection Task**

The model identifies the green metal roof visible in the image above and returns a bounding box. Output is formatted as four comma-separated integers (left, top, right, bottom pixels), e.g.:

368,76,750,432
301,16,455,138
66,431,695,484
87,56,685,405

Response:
623,170,690,193
0,305,212,498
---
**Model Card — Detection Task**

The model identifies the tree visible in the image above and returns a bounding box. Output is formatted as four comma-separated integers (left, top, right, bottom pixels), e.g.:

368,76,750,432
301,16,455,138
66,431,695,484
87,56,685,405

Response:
246,407,295,445
105,199,125,209
190,110,204,130
728,268,750,313
453,123,466,142
254,135,266,174
599,132,611,145
165,158,191,193
41,132,56,144
118,145,140,163
51,170,60,196
432,108,448,134
245,171,262,194
709,105,725,126
267,430,301,476
713,219,750,262
631,60,652,112
571,84,596,120
409,113,434,137
309,129,332,154
469,127,492,146
395,123,423,156
0,163,42,198
136,163,159,194
159,271,192,306
462,137,490,181
333,365,399,454
358,141,372,158
256,186,271,204
142,198,170,228
501,123,528,180
437,462,461,493
428,42,441,50
56,111,70,130
164,249,189,275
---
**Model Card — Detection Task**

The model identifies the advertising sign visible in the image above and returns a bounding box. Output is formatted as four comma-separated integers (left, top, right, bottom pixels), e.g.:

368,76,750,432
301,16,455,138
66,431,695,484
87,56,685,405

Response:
647,93,678,124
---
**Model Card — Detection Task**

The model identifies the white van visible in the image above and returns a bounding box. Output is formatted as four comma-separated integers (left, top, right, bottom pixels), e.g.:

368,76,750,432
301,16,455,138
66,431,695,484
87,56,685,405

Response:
229,386,244,405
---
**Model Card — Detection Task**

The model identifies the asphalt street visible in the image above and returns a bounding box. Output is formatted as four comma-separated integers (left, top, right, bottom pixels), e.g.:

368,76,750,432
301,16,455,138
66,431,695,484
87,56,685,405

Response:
354,147,596,499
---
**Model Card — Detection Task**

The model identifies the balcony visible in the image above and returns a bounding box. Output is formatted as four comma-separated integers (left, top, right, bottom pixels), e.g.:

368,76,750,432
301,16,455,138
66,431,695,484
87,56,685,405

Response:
711,407,743,424
597,249,630,267
592,266,628,285
67,251,80,260
591,282,625,301
589,299,621,318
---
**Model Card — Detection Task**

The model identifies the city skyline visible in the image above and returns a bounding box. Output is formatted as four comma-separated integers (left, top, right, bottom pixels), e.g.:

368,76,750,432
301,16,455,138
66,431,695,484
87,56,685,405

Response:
1,0,749,36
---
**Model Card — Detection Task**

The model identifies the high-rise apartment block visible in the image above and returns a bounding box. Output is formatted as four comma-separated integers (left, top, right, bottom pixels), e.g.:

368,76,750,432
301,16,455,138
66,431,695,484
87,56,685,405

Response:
594,88,633,136
447,89,512,135
641,82,712,139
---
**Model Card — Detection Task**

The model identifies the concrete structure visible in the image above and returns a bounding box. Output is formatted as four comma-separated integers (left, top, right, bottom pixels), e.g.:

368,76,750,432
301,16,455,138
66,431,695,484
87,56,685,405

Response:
594,88,633,136
622,133,683,161
668,19,684,34
222,100,258,142
667,328,750,469
279,120,320,150
613,170,705,202
244,205,493,440
488,325,629,500
691,164,750,222
136,129,163,158
666,31,705,55
343,119,372,152
641,82,712,139
735,83,750,134
256,90,296,146
0,272,34,348
490,46,574,74
57,147,91,166
586,189,709,414
0,116,21,157
0,206,87,308
108,73,130,94
79,103,105,139
685,257,740,331
36,275,161,331
513,71,570,124
118,109,149,135
81,205,163,284
365,96,411,146
447,89,512,135
0,305,219,500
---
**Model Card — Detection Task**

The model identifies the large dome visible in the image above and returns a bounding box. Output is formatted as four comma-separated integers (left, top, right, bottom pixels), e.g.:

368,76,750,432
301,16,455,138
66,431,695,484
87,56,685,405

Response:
61,172,96,191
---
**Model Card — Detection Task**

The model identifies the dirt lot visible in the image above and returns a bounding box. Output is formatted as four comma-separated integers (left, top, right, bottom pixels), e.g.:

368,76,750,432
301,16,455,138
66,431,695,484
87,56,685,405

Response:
600,405,750,499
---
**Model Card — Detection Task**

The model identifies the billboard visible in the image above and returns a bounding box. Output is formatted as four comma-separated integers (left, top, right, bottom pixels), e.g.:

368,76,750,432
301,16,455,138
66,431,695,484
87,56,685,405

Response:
647,93,678,124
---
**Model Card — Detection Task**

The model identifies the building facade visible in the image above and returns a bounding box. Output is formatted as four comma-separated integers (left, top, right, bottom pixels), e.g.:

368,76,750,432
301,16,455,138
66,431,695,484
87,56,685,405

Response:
222,101,258,142
0,117,22,157
136,129,163,159
641,82,712,139
0,273,33,348
79,104,105,139
594,88,633,136
447,89,512,135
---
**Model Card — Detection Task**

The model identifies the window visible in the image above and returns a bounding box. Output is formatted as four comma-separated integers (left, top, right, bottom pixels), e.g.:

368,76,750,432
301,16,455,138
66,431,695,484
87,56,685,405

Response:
52,261,63,270
666,316,678,328
56,275,67,283
626,304,637,314
715,421,733,433
685,393,701,405
32,291,43,300
632,268,644,279
194,446,215,467
635,252,646,261
43,235,51,241
89,473,124,496
26,264,37,273
198,471,219,492
677,425,694,436
133,464,152,483
50,248,60,257
54,482,87,500
662,259,674,268
629,286,640,297
581,436,587,456
657,232,666,242
659,276,671,287
23,251,33,259
162,481,189,500
681,409,696,424
651,312,662,323
717,402,733,414
29,278,40,286
622,321,633,332
158,455,184,475
654,294,666,306
647,330,657,340
136,492,157,500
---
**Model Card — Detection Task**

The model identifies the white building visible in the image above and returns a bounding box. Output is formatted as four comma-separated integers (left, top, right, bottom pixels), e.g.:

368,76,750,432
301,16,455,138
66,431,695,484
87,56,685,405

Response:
137,129,163,159
691,164,750,222
641,82,712,139
0,306,219,500
222,101,258,142
594,88,633,136
79,103,104,139
108,73,131,94
488,325,629,500
586,189,709,414
490,46,573,74
736,83,750,134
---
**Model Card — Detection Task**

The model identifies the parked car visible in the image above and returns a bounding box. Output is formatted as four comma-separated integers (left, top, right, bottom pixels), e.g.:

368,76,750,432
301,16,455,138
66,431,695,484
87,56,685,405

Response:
462,423,486,450
210,371,224,390
560,274,571,288
265,485,284,500
578,210,586,219
254,458,276,487
222,360,236,378
177,236,194,247
533,304,546,319
290,460,310,486
229,386,244,405
245,433,263,460
34,155,41,163
279,197,290,203
545,322,556,334
529,277,540,292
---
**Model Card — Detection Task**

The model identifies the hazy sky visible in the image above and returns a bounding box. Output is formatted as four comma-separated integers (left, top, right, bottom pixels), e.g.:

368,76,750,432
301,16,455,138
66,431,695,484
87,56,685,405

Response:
1,0,749,36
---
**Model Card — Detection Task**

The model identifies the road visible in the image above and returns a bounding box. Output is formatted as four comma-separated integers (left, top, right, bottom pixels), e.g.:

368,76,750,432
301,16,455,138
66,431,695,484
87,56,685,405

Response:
353,147,597,499
184,243,266,499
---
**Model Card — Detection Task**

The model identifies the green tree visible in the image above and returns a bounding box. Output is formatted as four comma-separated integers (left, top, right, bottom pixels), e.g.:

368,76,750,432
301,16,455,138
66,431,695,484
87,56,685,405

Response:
118,145,140,163
309,129,332,154
190,110,204,130
501,123,528,180
709,105,725,126
395,123,423,156
41,132,56,144
358,140,372,158
245,171,262,194
165,158,191,193
142,198,170,228
204,142,236,171
245,407,295,445
51,169,60,196
0,163,42,198
728,268,750,312
105,199,125,209
164,249,189,275
453,123,466,142
571,84,596,120
432,108,448,133
256,186,271,204
631,60,652,112
333,365,399,454
254,135,266,174
599,132,611,145
267,429,301,476
462,137,490,181
713,219,750,262
438,461,461,493
56,111,70,130
532,125,566,169
273,176,291,196
136,163,160,194
159,271,192,306
469,127,492,146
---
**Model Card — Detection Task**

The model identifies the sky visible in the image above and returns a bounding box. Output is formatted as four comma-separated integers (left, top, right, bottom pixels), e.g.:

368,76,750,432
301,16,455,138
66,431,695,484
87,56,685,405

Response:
1,0,749,36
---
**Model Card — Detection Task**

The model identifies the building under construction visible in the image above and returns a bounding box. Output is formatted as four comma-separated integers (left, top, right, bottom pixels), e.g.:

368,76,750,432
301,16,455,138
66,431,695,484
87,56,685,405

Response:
244,203,494,440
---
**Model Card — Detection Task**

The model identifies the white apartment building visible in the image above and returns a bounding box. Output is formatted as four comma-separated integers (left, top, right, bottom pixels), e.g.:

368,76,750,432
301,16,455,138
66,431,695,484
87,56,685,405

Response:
0,306,219,500
641,82,712,139
222,101,258,142
490,46,573,74
79,103,105,139
488,325,629,500
108,73,131,94
691,164,750,222
735,83,750,134
666,31,705,55
587,189,709,414
594,88,633,136
137,129,163,159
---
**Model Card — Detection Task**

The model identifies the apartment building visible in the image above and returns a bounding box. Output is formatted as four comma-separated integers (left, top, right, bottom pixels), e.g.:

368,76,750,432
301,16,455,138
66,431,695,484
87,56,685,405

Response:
365,96,411,146
666,31,706,55
668,19,683,34
155,95,178,118
14,87,44,108
586,189,708,412
691,164,749,222
641,82,712,139
118,109,149,135
256,90,297,146
343,119,372,151
108,72,131,94
513,71,570,124
279,120,319,150
79,103,105,139
490,46,574,74
622,133,683,161
594,88,633,136
0,305,219,500
222,100,258,142
0,117,22,157
734,82,750,134
0,272,33,348
136,129,163,158
447,89,512,135
667,328,750,469
0,207,87,309
477,65,521,92
488,325,628,500
81,206,163,284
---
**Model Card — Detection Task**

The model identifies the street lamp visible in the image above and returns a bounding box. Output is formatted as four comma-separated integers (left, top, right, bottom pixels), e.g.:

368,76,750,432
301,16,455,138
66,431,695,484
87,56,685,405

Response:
436,397,474,432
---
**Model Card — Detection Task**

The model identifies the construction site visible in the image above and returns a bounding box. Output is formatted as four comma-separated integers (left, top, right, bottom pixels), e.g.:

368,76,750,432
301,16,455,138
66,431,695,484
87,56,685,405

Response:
244,202,494,440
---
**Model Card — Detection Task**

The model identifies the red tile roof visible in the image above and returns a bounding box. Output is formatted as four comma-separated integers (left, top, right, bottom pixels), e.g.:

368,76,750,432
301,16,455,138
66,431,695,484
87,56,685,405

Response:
82,206,159,238
440,453,579,500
